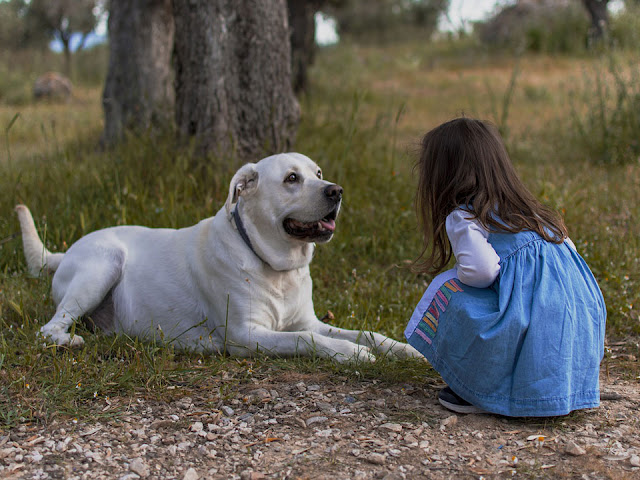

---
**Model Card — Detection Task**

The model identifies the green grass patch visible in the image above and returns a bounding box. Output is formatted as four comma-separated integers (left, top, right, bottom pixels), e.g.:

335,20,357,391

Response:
1,39,639,428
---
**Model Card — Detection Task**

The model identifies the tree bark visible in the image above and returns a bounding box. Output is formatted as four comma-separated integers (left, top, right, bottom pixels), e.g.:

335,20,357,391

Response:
102,0,175,145
287,0,324,93
582,0,610,43
60,35,72,78
173,0,300,159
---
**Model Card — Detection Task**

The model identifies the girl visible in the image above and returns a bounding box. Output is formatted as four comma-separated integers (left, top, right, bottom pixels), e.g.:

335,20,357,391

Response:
405,117,606,416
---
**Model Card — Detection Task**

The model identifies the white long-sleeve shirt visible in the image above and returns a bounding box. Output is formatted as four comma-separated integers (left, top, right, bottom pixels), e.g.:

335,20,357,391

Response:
445,209,501,288
445,209,576,289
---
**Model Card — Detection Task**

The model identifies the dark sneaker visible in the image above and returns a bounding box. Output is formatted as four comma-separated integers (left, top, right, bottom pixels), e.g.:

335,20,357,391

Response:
438,387,487,414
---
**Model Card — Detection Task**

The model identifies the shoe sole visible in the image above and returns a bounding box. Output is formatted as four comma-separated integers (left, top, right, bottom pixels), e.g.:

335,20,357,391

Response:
438,397,487,414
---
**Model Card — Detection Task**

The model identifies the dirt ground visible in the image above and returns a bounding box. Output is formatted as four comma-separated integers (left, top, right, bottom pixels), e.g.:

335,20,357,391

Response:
1,362,639,480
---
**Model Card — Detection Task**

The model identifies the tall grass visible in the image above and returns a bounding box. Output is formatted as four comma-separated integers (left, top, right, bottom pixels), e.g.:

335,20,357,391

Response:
0,83,433,427
569,55,640,165
1,39,639,427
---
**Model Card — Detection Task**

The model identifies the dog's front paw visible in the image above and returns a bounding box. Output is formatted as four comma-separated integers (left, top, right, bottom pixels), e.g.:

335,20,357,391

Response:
39,327,85,348
333,344,375,364
382,341,424,360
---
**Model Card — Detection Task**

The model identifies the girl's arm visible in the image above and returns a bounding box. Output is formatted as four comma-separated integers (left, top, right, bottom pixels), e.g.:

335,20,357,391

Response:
446,209,500,288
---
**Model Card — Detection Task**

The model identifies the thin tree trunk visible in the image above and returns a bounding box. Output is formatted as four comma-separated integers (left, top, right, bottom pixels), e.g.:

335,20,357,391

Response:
582,0,610,43
62,40,72,78
102,0,175,145
288,0,324,93
173,0,300,159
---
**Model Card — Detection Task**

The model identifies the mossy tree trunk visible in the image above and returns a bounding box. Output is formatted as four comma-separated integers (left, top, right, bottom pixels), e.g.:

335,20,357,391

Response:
102,0,175,145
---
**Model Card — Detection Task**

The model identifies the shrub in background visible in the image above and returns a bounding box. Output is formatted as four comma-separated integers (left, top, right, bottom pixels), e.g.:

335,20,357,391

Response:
569,58,640,165
609,4,640,50
476,0,590,54
326,0,449,44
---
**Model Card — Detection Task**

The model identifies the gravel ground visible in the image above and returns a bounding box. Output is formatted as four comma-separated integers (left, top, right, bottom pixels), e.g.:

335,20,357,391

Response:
1,368,639,480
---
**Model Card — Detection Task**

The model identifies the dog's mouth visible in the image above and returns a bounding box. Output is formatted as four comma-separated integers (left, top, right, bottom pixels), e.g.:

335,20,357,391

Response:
283,207,338,242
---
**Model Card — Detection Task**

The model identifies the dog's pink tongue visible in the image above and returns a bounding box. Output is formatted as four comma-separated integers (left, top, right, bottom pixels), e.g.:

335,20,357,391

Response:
319,219,336,231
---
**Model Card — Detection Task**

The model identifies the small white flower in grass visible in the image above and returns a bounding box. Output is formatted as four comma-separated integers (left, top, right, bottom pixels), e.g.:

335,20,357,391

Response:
76,382,81,389
25,383,30,389
72,418,78,424
93,391,98,398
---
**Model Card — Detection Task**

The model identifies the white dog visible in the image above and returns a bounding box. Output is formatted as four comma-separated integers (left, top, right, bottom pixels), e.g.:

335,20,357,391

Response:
16,153,419,362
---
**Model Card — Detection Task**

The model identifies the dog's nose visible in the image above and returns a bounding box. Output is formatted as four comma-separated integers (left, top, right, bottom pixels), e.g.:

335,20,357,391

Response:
324,184,343,201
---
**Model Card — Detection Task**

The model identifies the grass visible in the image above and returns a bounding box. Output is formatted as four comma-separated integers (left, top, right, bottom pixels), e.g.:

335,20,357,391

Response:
1,40,639,429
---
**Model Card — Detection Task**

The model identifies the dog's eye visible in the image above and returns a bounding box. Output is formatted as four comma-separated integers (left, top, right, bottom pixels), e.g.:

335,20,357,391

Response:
285,173,298,183
316,170,322,179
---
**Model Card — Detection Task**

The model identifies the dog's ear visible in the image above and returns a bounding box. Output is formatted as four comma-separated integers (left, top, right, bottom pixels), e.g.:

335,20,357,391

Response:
225,163,259,214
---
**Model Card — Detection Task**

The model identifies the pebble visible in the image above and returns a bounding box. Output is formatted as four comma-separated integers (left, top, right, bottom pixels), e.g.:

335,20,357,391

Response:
565,441,586,456
183,467,199,480
129,457,150,477
365,453,387,465
190,422,204,433
306,416,328,426
248,388,271,400
3,377,639,479
440,415,458,430
379,423,403,433
240,471,267,480
119,474,140,480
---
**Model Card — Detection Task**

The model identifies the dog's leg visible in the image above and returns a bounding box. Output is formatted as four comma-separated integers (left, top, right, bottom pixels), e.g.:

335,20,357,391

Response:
309,320,421,359
41,251,123,347
224,325,375,363
166,326,225,354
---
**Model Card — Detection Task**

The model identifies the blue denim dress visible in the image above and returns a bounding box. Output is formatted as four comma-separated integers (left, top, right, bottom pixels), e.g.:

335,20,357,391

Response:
405,230,606,417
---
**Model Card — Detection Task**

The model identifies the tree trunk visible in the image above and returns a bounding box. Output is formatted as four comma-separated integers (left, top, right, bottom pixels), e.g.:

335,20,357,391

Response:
61,38,72,78
102,0,175,145
582,0,610,43
288,0,324,93
173,0,300,159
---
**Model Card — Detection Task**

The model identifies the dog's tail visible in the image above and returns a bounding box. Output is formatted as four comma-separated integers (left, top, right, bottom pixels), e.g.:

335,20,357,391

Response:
15,205,64,276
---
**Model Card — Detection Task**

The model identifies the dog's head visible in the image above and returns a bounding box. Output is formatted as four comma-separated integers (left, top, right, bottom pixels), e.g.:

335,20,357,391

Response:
225,153,343,270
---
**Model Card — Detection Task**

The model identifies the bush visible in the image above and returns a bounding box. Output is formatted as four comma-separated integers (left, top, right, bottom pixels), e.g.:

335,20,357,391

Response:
0,63,32,106
326,0,449,44
609,4,640,51
477,1,590,54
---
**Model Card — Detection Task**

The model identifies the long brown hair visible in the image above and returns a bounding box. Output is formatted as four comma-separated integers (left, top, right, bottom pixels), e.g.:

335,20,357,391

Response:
414,117,568,275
